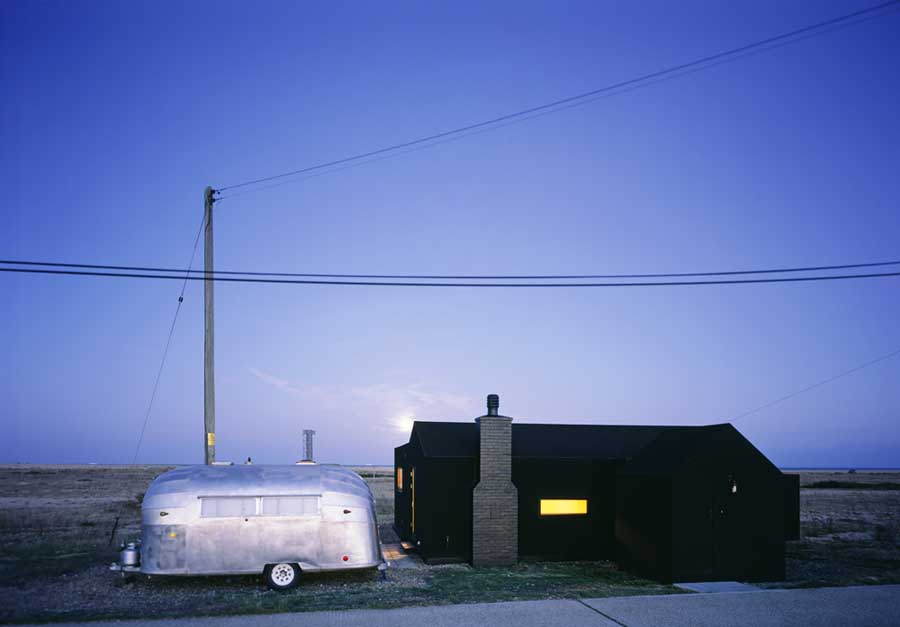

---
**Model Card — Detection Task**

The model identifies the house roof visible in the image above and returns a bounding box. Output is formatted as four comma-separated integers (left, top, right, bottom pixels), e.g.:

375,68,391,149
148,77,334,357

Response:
620,424,731,473
622,422,781,475
411,421,479,458
513,423,670,460
404,421,777,473
408,420,742,466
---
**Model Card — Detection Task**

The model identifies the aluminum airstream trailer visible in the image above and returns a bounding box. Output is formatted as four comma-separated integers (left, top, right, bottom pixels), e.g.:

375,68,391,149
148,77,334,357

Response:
112,464,385,589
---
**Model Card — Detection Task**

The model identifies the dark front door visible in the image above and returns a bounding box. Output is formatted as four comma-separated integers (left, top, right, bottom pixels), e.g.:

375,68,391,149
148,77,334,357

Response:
712,473,743,579
675,471,715,580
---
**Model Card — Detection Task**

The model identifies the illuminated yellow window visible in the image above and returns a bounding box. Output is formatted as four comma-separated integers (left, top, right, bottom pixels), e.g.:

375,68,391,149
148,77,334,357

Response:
396,467,403,491
540,499,588,516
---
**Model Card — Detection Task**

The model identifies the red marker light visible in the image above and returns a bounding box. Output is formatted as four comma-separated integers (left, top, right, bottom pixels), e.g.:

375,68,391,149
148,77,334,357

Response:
342,555,349,562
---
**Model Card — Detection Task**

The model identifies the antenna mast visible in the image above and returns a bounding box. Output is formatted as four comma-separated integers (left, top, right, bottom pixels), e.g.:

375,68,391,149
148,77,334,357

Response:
302,429,316,462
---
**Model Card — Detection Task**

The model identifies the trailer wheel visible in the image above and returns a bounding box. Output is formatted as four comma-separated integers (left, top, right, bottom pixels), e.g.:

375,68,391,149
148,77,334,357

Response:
264,563,299,590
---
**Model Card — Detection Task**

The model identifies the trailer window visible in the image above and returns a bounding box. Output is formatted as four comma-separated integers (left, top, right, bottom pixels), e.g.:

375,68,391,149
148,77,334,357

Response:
540,499,588,516
262,496,319,516
396,467,403,492
200,497,258,518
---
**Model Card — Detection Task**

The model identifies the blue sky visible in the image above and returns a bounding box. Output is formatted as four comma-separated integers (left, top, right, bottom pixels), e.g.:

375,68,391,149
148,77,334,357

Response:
2,0,899,467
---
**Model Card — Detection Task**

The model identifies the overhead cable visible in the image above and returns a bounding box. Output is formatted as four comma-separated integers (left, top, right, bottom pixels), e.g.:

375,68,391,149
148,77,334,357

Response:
728,346,900,424
214,0,900,196
131,213,205,464
2,258,899,280
216,3,894,203
2,266,899,287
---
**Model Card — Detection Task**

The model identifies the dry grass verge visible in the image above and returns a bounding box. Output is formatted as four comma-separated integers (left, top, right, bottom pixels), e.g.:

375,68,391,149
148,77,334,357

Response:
760,471,900,589
0,464,675,624
806,481,900,491
2,466,897,622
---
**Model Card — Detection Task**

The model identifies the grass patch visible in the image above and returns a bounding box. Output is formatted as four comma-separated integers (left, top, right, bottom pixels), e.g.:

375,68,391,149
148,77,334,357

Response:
425,561,675,603
184,561,679,620
763,539,900,590
1,560,681,624
0,542,110,586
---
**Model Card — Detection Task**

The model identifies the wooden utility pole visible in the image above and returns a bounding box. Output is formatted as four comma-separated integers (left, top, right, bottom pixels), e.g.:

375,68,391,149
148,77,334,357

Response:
204,186,216,465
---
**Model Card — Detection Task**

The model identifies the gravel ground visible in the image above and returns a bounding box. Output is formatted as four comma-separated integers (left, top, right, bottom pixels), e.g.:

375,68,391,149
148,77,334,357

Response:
0,465,429,623
3,465,896,623
1,559,441,624
760,471,900,589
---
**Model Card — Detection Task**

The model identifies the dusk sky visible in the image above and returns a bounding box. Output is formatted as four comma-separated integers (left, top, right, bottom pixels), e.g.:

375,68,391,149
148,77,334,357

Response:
3,0,899,468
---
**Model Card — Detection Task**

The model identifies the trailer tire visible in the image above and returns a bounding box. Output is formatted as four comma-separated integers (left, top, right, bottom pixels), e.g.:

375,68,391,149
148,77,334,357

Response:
264,563,299,590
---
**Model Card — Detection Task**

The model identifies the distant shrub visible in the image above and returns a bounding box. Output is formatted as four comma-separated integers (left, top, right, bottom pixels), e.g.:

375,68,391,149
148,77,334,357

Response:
122,492,145,512
804,517,836,538
874,524,898,544
806,481,900,491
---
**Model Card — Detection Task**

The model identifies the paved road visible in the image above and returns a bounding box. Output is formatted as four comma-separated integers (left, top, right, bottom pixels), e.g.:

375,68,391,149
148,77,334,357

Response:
16,584,900,627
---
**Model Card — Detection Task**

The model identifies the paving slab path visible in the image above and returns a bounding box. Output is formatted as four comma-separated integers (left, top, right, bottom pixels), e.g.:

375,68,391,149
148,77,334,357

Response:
380,542,424,569
15,584,900,627
582,584,900,627
674,580,760,593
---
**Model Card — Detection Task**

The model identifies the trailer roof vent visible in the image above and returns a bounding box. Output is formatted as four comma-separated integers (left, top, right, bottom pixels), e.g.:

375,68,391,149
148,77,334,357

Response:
486,394,500,416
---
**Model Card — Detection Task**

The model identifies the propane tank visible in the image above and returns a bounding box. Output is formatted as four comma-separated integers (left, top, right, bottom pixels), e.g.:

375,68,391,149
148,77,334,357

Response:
120,541,140,567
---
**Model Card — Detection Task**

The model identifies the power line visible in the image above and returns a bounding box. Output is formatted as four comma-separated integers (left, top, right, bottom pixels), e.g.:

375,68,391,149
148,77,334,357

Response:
728,346,900,425
3,258,900,280
216,6,892,202
131,213,205,464
216,5,897,202
3,266,899,287
215,0,900,195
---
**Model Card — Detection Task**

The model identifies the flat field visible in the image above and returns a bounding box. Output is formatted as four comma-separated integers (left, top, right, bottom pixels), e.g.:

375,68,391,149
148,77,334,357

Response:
0,465,897,624
772,470,900,588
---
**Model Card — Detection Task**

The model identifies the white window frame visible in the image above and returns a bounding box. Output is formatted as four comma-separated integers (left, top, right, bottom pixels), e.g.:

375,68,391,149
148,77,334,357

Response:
260,495,320,517
199,496,259,518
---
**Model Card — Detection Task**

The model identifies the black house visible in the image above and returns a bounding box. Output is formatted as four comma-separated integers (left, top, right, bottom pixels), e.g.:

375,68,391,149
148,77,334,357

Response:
394,395,800,583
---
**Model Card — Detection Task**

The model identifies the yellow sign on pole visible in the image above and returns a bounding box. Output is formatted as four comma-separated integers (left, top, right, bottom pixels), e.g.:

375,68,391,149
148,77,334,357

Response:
207,432,216,446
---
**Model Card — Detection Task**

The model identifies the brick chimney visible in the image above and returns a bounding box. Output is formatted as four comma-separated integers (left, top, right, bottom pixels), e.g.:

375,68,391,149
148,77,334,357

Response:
472,394,518,567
